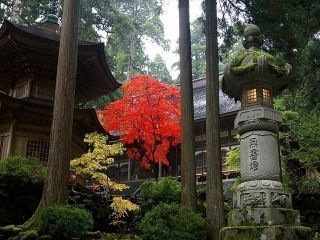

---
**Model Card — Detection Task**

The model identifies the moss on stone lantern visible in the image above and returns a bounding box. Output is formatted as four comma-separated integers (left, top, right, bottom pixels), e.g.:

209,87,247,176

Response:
222,24,292,104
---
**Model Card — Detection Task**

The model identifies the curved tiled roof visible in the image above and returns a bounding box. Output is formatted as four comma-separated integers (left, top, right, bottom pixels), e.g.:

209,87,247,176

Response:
192,77,241,120
0,20,121,103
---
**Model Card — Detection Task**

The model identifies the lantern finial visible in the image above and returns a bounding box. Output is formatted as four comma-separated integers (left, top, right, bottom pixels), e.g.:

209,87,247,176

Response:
41,0,59,24
243,24,263,49
49,0,58,16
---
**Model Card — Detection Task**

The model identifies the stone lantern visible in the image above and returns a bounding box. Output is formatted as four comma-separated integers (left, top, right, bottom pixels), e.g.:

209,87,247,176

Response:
220,24,312,240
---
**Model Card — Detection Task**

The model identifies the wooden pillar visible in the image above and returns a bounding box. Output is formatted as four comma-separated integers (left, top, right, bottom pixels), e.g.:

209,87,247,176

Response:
43,0,80,206
7,118,16,156
228,127,232,150
117,162,121,181
127,159,131,181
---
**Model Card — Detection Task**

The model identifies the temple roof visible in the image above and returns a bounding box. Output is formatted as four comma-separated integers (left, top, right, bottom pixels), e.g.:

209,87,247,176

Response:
0,20,121,103
0,91,106,134
192,77,241,120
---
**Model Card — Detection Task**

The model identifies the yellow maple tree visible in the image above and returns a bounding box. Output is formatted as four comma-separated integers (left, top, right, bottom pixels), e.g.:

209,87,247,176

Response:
70,132,139,223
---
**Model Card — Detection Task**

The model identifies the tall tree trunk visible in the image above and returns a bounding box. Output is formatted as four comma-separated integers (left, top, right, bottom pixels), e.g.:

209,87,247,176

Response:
127,31,136,81
205,0,224,239
43,0,80,206
10,0,22,23
178,0,196,211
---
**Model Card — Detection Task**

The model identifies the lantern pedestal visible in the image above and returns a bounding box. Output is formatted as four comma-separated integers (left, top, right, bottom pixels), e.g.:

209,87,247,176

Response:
220,225,313,240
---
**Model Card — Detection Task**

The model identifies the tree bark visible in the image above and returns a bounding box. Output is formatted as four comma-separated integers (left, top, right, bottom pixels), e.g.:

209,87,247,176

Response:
42,0,80,207
10,0,22,23
178,0,196,211
205,0,224,239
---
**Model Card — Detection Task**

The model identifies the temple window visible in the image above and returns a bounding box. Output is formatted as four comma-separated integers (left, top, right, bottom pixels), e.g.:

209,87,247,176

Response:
246,89,257,103
26,140,49,162
263,88,271,103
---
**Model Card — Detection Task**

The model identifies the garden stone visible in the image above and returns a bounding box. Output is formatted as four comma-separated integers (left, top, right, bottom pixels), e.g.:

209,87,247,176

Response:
7,236,19,240
12,227,23,234
0,225,15,235
38,235,52,240
82,231,101,239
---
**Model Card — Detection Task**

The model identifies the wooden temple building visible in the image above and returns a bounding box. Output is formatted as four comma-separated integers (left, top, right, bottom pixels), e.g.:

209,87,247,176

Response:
0,18,121,161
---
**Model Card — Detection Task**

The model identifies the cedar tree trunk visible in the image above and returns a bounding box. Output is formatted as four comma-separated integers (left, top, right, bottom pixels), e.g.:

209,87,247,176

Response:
178,0,196,211
42,0,80,206
205,0,224,239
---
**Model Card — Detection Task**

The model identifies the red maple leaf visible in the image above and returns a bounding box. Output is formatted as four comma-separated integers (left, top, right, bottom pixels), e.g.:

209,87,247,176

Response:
98,75,181,170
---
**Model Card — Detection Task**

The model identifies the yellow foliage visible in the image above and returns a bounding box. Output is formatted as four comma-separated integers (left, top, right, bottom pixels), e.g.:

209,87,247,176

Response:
110,197,140,221
70,132,127,191
71,133,140,225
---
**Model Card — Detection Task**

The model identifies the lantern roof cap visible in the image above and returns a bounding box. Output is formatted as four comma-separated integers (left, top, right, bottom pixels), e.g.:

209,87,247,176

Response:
221,24,292,100
243,24,263,49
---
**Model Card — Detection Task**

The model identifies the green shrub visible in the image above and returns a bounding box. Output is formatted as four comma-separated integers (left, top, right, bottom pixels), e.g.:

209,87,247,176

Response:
40,205,93,239
0,155,46,183
139,203,207,240
139,177,181,206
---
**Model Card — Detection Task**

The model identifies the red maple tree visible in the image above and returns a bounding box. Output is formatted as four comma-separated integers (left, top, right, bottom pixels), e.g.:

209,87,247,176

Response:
98,75,181,171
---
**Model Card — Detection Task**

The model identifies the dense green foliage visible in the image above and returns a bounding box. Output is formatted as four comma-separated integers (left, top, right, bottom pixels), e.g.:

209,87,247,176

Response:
172,18,206,80
40,205,94,239
104,0,169,82
139,203,207,240
149,54,173,83
190,18,206,79
196,187,232,221
138,177,181,207
225,148,240,172
0,155,46,183
275,98,320,193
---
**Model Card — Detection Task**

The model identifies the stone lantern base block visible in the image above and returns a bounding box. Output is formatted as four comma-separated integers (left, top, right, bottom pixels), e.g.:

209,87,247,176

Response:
228,208,300,226
220,225,313,240
233,180,292,209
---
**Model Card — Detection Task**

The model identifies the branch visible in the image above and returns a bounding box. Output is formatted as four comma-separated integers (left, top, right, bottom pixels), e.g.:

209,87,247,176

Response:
226,0,249,14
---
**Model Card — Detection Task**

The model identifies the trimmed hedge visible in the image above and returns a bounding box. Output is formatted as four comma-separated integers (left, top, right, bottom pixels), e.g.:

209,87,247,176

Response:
139,203,207,240
40,205,93,239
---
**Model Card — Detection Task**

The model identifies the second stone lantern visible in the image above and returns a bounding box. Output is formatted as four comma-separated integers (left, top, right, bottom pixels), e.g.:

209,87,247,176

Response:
221,24,312,239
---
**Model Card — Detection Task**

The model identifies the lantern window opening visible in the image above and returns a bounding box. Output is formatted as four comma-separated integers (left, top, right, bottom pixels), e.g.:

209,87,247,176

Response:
246,88,257,103
263,88,271,103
